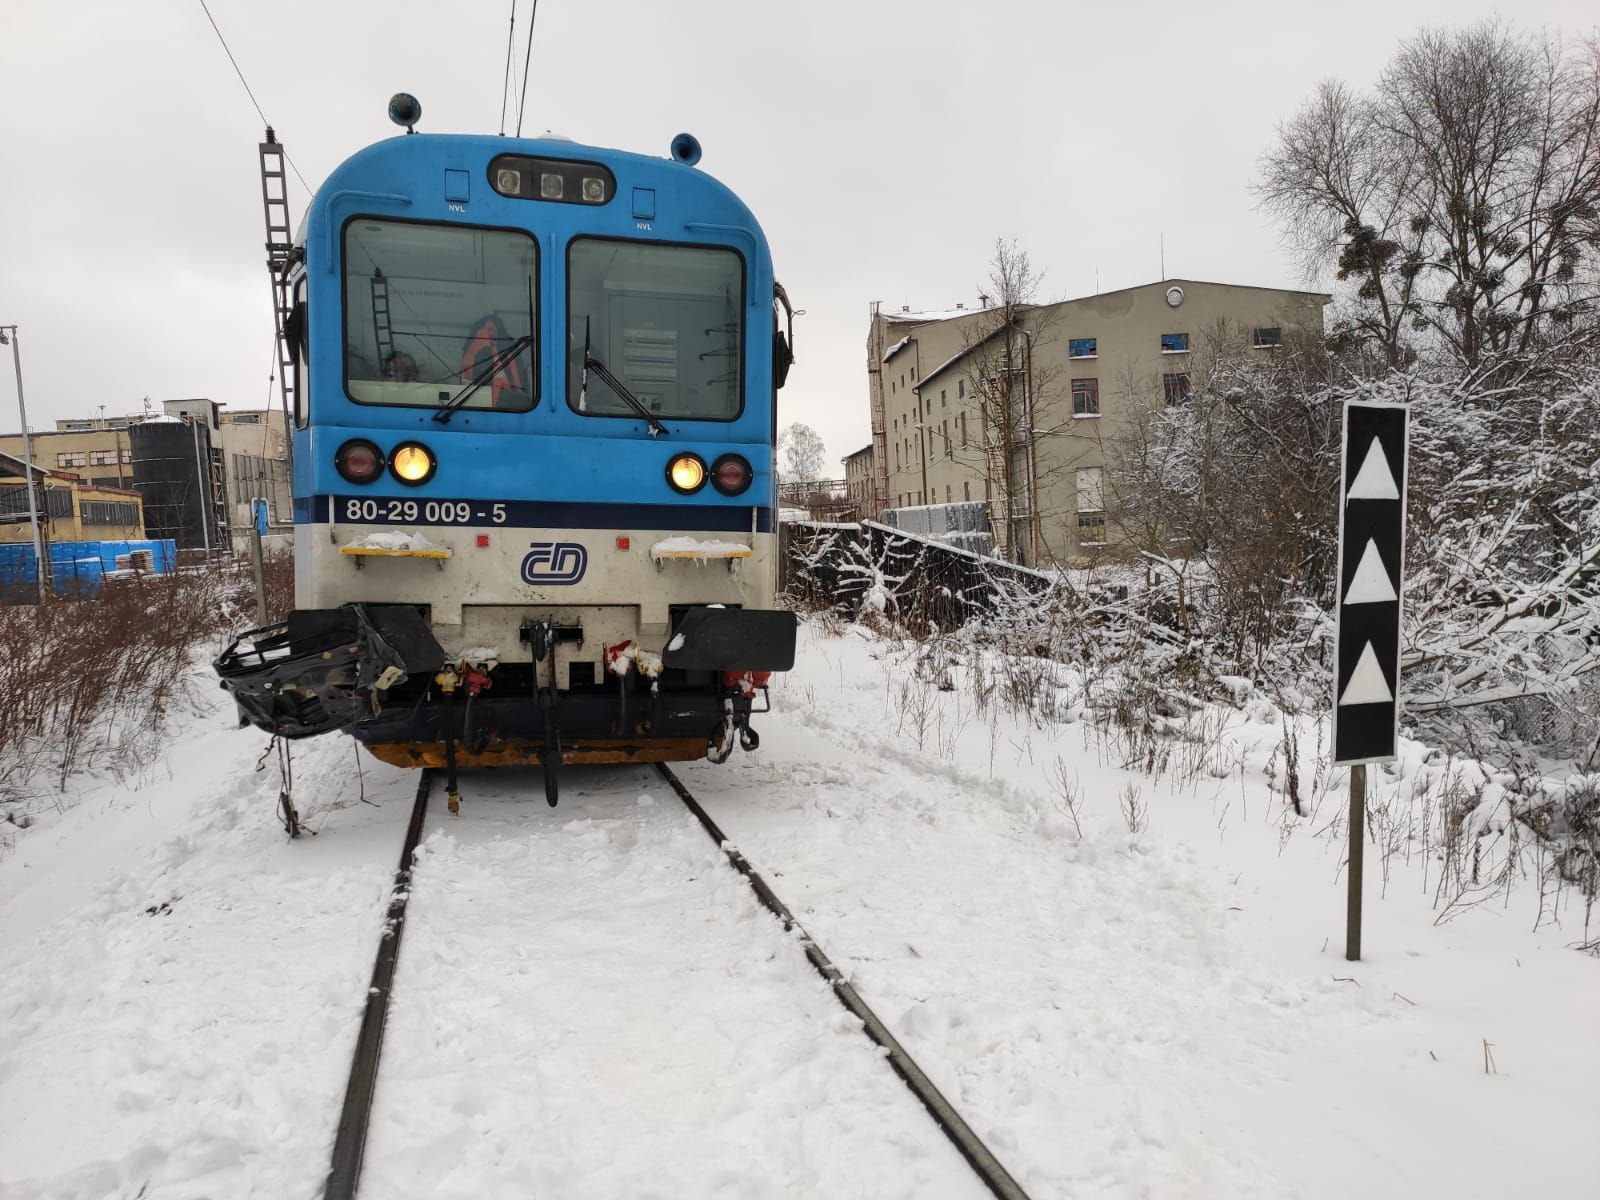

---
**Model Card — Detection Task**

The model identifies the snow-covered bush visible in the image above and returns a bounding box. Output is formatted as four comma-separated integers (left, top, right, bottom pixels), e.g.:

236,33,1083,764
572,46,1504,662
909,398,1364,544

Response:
0,565,270,813
1102,335,1600,760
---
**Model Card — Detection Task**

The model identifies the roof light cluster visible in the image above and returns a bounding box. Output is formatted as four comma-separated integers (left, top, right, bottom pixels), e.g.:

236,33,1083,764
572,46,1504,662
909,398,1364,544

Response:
490,155,614,206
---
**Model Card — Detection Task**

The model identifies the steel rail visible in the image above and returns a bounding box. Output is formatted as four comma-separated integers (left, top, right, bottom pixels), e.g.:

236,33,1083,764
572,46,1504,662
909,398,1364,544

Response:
323,769,434,1200
655,763,1032,1200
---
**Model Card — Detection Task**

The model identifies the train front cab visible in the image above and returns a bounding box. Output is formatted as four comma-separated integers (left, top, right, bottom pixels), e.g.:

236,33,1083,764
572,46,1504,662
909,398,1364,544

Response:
218,131,797,805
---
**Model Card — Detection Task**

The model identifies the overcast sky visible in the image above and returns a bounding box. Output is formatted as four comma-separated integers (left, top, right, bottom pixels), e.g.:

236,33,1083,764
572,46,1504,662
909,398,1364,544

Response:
2,1,1594,467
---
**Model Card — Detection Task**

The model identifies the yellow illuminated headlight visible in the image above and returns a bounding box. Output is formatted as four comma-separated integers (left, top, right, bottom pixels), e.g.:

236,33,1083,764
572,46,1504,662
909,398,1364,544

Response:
667,453,708,494
389,442,436,486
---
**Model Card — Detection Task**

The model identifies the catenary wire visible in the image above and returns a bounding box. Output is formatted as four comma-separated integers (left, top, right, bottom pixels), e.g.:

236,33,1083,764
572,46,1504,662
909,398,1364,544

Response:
197,0,312,196
514,0,538,137
499,1,517,136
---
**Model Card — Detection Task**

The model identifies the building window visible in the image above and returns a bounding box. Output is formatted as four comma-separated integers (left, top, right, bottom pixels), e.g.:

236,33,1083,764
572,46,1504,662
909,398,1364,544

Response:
892,416,896,430
1162,372,1192,406
56,451,87,468
891,380,896,394
958,379,965,398
89,449,117,466
943,420,951,456
1068,337,1097,359
81,500,138,527
1076,467,1106,546
1072,378,1100,417
1252,326,1282,348
121,449,133,464
963,481,971,501
959,413,967,446
940,389,946,407
945,485,952,502
1160,332,1189,354
895,444,900,470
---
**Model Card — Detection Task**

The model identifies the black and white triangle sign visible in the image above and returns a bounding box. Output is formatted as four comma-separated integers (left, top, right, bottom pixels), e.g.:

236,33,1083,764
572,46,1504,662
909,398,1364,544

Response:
1332,401,1409,766
1347,441,1401,500
1344,539,1398,604
1338,642,1394,705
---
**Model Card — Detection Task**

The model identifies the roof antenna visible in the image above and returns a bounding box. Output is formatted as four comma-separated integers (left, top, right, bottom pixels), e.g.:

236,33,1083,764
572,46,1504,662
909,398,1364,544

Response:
1160,231,1165,280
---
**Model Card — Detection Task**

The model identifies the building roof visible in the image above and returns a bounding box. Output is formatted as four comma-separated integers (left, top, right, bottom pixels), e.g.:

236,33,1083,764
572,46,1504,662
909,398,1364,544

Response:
0,449,49,481
75,481,141,498
882,304,1000,324
912,321,1013,392
843,444,873,463
879,280,1330,338
1075,277,1332,304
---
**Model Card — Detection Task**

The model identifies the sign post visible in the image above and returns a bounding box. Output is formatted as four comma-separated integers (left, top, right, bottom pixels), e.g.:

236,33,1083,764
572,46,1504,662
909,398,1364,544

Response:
1331,401,1409,961
250,498,269,626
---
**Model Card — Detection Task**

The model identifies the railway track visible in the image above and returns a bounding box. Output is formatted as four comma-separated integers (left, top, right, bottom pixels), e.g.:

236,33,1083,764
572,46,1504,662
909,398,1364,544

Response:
321,766,1030,1200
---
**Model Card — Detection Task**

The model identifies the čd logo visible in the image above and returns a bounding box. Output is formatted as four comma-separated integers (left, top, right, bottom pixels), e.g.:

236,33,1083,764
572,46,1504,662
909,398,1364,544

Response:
521,541,588,585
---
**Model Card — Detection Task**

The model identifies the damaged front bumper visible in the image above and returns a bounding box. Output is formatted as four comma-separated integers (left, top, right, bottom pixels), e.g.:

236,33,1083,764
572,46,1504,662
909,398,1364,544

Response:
215,604,445,738
214,604,797,743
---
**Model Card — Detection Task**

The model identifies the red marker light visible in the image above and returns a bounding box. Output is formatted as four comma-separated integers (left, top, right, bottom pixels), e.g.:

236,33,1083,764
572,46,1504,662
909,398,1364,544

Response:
476,534,490,548
616,536,630,551
711,455,752,496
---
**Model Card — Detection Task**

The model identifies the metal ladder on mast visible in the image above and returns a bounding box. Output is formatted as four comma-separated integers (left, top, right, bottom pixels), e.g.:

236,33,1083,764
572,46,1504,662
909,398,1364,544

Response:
258,128,298,436
370,270,396,367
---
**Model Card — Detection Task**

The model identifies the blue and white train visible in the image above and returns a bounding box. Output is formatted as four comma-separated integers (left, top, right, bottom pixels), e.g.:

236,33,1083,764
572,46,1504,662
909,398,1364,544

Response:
219,97,797,808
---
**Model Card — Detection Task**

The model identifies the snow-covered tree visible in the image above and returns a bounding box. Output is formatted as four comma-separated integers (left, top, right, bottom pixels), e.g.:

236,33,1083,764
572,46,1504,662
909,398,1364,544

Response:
779,422,827,482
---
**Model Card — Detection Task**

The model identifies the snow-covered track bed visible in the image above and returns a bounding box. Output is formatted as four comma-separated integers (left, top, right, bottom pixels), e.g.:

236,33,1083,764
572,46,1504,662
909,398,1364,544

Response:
340,764,1000,1199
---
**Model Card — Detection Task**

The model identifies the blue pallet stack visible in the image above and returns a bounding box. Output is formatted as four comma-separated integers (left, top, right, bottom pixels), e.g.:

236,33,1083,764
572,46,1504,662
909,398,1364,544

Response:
1,538,179,603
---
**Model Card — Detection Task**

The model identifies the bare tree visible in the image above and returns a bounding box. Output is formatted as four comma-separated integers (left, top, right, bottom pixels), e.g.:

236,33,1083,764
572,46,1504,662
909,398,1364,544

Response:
944,238,1075,565
779,422,827,482
1258,21,1600,373
1104,325,1341,658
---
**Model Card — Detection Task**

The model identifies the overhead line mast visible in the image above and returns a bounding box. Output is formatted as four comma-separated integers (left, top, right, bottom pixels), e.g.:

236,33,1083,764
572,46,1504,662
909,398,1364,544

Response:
259,128,299,455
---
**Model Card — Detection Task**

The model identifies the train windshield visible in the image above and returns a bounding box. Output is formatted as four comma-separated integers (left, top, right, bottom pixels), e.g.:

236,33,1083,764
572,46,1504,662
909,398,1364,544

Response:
567,238,743,422
344,220,537,412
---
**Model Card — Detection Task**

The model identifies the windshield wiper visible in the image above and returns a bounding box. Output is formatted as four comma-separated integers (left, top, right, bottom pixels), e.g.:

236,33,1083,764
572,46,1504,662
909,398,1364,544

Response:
579,316,669,437
432,335,532,424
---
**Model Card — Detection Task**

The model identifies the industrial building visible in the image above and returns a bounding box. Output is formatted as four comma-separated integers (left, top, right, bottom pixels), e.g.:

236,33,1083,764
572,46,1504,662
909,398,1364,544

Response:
865,279,1330,565
0,399,291,556
0,449,144,544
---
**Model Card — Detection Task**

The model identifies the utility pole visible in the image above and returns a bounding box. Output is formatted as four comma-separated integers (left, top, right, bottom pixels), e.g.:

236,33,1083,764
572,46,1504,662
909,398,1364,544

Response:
249,498,268,625
190,415,212,559
1,325,47,603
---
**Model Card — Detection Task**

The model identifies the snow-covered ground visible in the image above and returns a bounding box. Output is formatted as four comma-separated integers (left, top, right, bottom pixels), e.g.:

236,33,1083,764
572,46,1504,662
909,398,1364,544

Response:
1,620,1596,1198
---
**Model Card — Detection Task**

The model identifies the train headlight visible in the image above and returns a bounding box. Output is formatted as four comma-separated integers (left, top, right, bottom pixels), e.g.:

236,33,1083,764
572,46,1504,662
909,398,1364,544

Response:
335,439,385,485
666,453,708,494
389,442,437,486
711,454,752,496
581,176,606,203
